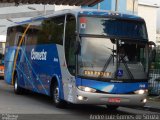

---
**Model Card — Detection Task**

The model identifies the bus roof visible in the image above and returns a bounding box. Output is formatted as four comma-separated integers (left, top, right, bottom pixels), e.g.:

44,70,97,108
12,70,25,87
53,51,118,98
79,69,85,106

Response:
77,9,144,20
16,9,145,25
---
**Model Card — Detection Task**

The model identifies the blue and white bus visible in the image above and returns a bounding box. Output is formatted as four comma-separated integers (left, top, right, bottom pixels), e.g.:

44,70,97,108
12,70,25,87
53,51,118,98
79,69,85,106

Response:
5,9,150,109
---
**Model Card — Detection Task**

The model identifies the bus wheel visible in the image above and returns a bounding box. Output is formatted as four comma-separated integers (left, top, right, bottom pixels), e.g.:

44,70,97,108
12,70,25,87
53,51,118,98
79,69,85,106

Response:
14,74,23,94
106,105,119,110
52,83,66,108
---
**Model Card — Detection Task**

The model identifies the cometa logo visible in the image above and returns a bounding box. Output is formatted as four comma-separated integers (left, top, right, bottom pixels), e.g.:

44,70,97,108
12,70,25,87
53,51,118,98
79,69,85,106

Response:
31,49,47,60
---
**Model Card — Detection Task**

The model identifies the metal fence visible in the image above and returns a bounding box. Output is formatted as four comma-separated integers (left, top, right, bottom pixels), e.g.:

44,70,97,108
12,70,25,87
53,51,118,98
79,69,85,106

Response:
148,69,160,95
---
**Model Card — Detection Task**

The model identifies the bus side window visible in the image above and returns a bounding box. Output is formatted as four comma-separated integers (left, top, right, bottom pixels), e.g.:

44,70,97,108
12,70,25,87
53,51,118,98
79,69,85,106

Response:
25,24,39,46
65,14,76,75
6,27,17,47
17,35,26,46
41,16,65,45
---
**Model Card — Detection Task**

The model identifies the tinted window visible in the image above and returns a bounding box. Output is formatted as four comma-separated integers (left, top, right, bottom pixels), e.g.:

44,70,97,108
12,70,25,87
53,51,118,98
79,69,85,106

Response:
26,22,41,45
79,17,148,40
6,27,15,47
42,16,65,45
26,16,65,45
7,16,65,46
6,26,25,46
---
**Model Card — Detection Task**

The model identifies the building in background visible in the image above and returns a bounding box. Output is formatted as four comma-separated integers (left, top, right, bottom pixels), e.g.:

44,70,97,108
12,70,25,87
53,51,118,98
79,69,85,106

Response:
0,35,6,55
0,35,5,78
85,0,138,14
0,42,5,55
138,3,159,44
156,33,160,46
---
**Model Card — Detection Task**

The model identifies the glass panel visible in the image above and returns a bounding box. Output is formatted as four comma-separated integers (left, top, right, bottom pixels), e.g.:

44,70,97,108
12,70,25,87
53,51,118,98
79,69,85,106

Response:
117,40,148,79
26,16,65,45
78,37,148,80
65,15,76,75
41,16,65,45
78,37,116,79
79,17,148,40
6,27,25,46
26,23,40,45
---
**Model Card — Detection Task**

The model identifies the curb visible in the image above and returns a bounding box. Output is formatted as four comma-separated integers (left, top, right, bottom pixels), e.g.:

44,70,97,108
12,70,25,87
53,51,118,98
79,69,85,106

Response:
125,105,160,113
143,105,160,113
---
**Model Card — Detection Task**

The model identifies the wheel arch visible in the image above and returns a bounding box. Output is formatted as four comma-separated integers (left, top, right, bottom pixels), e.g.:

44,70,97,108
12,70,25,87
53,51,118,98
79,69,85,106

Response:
50,75,64,100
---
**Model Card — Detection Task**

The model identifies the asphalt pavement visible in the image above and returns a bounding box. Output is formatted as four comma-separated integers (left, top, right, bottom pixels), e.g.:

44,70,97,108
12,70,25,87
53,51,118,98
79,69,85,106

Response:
0,79,160,120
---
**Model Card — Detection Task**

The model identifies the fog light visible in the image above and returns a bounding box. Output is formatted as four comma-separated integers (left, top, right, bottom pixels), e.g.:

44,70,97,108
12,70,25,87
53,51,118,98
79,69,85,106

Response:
143,99,147,103
77,95,87,101
77,96,84,100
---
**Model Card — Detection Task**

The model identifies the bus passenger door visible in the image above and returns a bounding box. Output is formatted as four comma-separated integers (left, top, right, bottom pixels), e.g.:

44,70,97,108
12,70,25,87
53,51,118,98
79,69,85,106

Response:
63,14,77,102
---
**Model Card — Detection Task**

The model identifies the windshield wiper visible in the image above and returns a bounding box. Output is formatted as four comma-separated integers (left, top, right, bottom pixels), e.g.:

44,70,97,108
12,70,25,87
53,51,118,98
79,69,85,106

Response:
98,53,116,79
98,45,116,78
98,55,113,78
120,56,134,80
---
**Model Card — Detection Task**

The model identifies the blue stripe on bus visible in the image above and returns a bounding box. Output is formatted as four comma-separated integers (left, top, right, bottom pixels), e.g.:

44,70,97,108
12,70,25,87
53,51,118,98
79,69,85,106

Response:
5,44,64,99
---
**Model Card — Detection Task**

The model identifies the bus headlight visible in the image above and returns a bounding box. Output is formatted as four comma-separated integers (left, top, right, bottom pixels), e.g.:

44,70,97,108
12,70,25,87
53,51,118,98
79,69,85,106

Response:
134,89,148,94
78,86,96,93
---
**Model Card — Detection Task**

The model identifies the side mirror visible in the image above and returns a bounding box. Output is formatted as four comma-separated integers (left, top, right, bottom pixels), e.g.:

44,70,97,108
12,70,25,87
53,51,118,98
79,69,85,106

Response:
148,41,156,47
75,31,78,36
148,41,156,64
150,49,156,62
74,41,81,54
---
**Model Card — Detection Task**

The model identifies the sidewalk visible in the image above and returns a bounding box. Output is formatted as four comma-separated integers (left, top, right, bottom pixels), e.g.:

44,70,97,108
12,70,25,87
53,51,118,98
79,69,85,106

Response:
145,96,160,109
144,96,160,112
126,96,160,112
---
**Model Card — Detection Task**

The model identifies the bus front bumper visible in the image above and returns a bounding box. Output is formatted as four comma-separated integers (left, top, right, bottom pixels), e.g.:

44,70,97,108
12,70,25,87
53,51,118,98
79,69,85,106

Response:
75,89,147,107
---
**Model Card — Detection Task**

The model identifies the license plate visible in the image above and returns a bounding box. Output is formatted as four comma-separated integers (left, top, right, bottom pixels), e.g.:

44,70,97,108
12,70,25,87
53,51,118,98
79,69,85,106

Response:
108,98,121,103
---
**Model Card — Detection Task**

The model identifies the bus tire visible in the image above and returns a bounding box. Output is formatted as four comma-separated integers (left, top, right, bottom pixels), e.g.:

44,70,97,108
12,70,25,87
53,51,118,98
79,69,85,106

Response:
14,74,23,94
52,82,67,108
106,105,119,110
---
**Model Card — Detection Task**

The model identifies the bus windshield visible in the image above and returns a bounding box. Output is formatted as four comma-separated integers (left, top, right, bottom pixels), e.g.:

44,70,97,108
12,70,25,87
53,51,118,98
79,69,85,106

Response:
78,37,148,81
78,37,116,79
77,16,148,81
79,17,148,40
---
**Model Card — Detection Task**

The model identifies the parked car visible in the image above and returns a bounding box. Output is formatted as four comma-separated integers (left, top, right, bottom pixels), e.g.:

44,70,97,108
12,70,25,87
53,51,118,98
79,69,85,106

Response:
0,54,4,78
